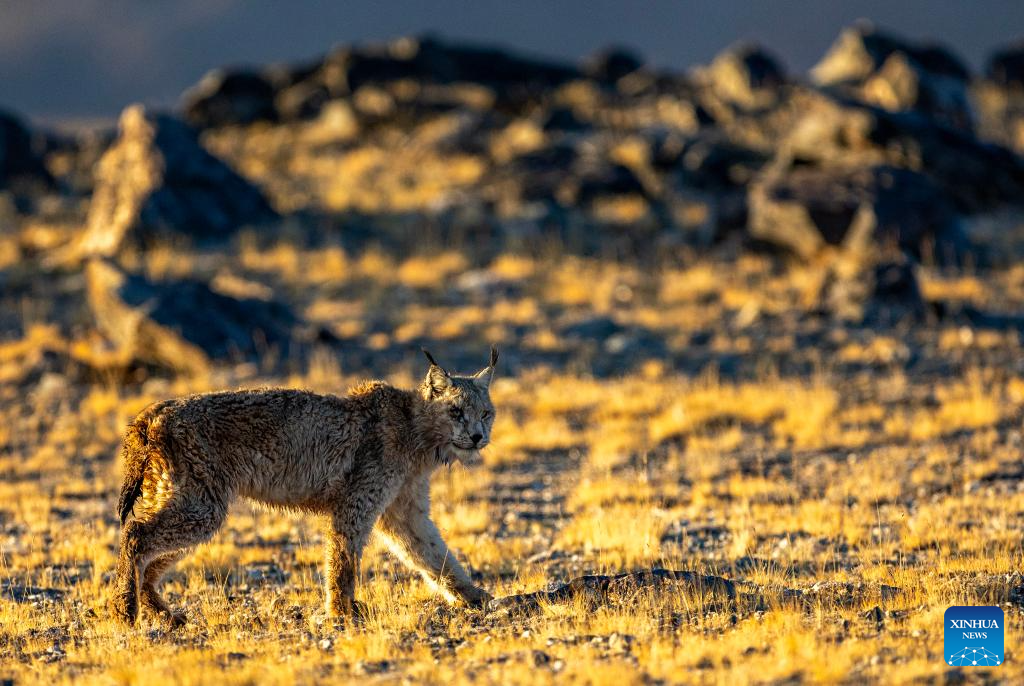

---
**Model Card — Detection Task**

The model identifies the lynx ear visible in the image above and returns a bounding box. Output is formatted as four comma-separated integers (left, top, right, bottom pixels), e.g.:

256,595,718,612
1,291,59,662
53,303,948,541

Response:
422,348,450,396
422,348,442,369
474,345,499,388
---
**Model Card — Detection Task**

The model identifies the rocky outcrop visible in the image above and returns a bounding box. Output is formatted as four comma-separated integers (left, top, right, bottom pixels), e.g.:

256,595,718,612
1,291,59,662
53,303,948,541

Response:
700,42,786,108
23,27,1024,266
0,110,53,195
822,256,928,324
781,92,1024,214
812,23,973,130
582,47,644,85
485,567,901,617
745,83,1024,262
183,35,582,128
986,41,1024,89
812,22,968,86
84,259,320,374
974,43,1024,154
182,69,279,128
68,105,277,260
748,163,963,261
487,569,739,617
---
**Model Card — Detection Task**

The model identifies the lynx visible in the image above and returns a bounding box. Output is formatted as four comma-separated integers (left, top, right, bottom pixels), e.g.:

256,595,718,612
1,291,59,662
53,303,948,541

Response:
110,347,498,627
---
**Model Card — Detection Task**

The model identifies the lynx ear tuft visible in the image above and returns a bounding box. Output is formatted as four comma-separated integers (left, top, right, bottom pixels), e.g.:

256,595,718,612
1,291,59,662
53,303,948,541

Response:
422,348,450,397
422,348,442,370
475,345,499,388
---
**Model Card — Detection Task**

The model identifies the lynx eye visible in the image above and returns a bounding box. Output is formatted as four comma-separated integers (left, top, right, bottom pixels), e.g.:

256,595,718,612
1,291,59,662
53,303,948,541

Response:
449,406,464,420
482,410,492,420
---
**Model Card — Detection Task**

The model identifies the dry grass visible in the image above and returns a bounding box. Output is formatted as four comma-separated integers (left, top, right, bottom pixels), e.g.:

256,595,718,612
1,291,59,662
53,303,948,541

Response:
3,243,1024,685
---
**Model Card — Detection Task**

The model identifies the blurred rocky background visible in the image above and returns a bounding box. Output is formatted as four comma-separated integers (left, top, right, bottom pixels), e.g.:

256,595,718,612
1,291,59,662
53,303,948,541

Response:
3,9,1024,386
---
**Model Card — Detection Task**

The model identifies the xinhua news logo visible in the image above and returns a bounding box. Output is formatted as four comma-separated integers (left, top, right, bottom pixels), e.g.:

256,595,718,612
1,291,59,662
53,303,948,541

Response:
944,606,1004,667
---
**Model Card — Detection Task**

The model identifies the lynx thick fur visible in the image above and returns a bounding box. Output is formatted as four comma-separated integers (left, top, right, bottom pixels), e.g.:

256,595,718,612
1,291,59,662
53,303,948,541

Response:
111,348,498,626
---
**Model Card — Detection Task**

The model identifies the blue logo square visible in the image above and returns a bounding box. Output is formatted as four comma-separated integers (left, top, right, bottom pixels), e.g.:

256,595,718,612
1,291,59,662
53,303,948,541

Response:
945,606,1004,667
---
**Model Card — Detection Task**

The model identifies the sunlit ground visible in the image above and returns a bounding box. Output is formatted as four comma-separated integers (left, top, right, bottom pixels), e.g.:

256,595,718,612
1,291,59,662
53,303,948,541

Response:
3,235,1024,684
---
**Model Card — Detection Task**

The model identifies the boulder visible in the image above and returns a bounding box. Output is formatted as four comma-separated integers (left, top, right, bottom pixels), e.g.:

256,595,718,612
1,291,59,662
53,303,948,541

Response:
182,69,278,128
267,35,579,121
782,92,1024,213
675,133,769,189
972,80,1024,154
861,52,973,130
84,259,315,374
583,47,644,84
572,159,648,206
0,110,53,193
702,42,786,108
986,41,1024,89
398,35,580,91
822,256,928,325
975,43,1024,154
275,80,332,121
69,105,277,259
812,23,972,129
748,164,963,261
812,22,968,86
39,126,115,197
327,35,581,118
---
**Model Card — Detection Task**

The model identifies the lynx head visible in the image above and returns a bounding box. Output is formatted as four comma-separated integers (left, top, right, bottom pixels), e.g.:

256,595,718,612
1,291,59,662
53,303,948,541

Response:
420,346,498,463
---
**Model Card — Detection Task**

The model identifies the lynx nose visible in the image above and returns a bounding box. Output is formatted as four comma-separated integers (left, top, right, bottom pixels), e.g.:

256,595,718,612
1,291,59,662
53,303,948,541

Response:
471,433,484,446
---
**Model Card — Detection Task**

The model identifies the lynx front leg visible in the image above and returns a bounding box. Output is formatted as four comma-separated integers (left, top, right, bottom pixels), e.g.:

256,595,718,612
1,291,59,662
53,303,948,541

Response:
324,512,372,621
378,477,491,607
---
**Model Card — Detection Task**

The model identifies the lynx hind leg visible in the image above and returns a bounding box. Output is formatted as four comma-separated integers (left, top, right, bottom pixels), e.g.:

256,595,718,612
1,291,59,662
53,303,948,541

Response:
378,482,491,607
111,519,144,625
112,489,227,626
140,551,186,626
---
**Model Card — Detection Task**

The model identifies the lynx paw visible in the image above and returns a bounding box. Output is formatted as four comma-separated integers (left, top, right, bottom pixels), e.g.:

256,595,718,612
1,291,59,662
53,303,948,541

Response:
460,587,493,609
109,590,139,626
159,609,188,630
323,599,367,628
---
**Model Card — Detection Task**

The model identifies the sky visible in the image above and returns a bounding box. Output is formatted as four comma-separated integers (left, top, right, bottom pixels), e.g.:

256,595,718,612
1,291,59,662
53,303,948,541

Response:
2,0,1023,123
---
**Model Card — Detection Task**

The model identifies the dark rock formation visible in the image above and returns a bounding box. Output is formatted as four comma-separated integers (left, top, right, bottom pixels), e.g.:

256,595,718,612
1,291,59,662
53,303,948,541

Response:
487,569,738,616
749,163,963,261
322,35,581,95
84,259,317,374
986,41,1024,89
973,83,1024,155
975,43,1024,154
485,568,898,617
822,256,928,324
573,160,648,207
182,35,582,127
861,52,973,130
675,133,769,189
30,28,1024,269
583,47,644,84
782,93,1024,214
701,42,786,108
182,69,279,128
812,22,969,86
68,105,277,260
812,23,973,130
0,110,53,195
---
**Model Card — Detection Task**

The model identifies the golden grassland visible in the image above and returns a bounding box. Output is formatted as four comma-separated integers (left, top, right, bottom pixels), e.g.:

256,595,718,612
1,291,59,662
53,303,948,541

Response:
3,237,1024,684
